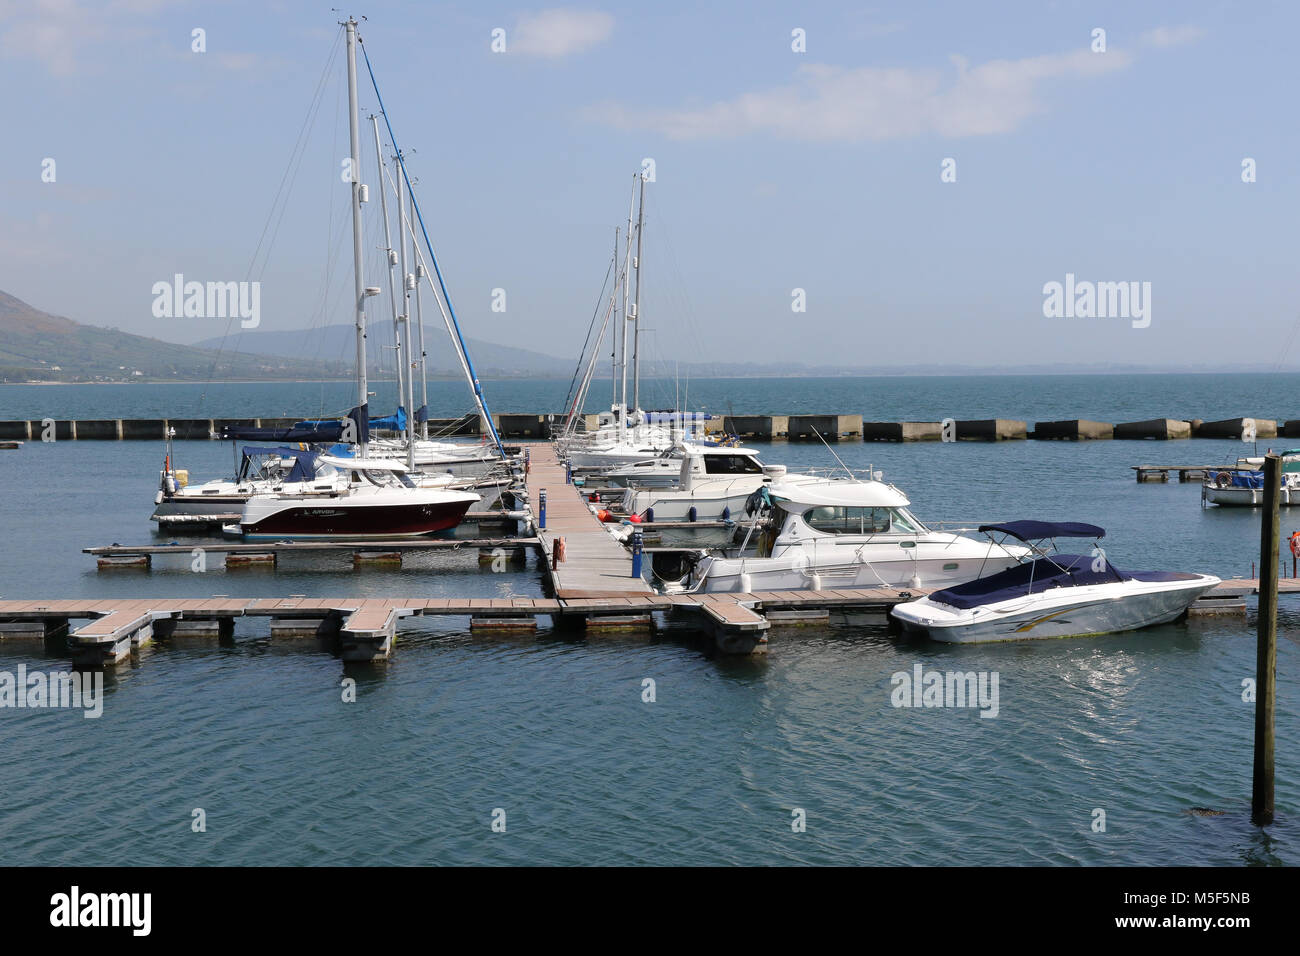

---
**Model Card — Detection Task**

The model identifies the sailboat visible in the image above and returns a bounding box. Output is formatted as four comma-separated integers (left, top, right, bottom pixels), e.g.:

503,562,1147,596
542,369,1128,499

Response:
557,174,714,471
229,18,480,540
357,113,507,481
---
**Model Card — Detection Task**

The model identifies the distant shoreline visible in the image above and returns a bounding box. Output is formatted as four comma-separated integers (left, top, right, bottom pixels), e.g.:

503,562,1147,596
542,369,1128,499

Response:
5,368,1300,386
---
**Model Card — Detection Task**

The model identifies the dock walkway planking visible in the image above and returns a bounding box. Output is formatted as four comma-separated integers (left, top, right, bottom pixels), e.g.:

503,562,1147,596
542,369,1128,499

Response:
526,443,654,599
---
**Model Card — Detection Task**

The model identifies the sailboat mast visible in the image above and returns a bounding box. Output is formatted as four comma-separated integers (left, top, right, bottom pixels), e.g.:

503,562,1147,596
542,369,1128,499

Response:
631,172,646,414
620,181,634,439
394,150,415,470
370,114,404,437
611,226,619,412
345,18,368,458
410,186,429,441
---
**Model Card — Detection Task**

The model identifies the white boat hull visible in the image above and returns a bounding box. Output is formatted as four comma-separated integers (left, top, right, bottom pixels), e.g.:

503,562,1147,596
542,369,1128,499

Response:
891,573,1220,642
692,540,1026,593
1204,484,1297,507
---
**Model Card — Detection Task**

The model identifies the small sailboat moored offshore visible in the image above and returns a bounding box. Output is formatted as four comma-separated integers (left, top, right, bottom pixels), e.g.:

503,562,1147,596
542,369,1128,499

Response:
890,521,1220,643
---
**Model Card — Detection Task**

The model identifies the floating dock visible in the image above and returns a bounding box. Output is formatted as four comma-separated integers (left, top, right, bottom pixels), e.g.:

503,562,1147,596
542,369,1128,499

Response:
0,582,1264,668
0,587,933,666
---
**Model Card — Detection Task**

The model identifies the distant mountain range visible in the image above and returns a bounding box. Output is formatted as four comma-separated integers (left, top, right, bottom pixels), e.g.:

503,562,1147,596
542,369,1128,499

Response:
193,324,577,379
0,291,352,384
3,289,1296,382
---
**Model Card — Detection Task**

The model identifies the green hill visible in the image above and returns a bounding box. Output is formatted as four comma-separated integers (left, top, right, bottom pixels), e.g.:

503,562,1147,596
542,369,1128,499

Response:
0,291,353,383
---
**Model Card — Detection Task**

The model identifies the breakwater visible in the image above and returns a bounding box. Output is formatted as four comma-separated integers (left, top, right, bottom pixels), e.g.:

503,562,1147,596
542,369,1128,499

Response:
1,413,1296,441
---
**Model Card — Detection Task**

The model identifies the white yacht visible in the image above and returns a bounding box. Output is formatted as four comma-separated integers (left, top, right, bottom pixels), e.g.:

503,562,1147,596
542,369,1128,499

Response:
153,444,504,523
1202,450,1300,507
227,456,478,540
620,444,791,521
891,521,1220,642
564,410,711,471
671,475,1028,593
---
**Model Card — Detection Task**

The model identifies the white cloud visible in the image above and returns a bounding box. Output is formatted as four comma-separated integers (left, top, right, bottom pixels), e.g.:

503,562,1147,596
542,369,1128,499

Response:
512,8,613,58
1142,25,1206,48
0,0,182,76
586,48,1133,142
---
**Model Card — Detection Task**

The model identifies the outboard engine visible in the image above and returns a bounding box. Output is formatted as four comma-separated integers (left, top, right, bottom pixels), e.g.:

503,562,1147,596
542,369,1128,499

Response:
651,549,695,590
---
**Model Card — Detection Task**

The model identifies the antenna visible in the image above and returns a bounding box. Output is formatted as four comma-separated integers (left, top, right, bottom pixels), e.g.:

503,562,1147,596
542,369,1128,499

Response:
812,427,854,479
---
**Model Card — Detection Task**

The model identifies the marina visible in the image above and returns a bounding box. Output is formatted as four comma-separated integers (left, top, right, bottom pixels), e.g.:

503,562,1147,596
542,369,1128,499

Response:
2,3,1299,885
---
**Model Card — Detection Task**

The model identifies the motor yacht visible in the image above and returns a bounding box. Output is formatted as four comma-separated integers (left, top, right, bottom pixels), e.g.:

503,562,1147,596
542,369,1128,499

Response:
668,474,1029,593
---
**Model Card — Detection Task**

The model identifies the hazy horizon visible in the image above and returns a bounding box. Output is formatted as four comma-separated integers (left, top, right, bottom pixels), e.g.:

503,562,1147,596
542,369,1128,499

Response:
3,1,1297,373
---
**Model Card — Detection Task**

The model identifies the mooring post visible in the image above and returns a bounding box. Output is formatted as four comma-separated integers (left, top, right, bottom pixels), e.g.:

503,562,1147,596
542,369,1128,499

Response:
538,488,547,529
1253,452,1280,826
631,529,643,578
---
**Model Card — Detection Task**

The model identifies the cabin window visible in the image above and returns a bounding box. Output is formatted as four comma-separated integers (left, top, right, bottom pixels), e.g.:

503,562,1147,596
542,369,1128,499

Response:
704,455,763,475
802,506,893,534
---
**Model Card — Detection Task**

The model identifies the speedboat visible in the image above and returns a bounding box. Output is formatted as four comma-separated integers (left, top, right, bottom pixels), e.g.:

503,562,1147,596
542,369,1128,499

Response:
1202,449,1300,507
890,520,1220,642
669,474,1029,593
619,444,790,521
226,455,478,540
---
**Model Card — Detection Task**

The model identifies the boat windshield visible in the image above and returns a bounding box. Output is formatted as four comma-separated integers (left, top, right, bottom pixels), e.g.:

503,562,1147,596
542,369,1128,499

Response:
704,454,763,475
802,506,923,535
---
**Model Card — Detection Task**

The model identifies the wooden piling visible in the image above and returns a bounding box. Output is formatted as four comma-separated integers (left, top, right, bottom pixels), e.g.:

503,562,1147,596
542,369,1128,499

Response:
1252,453,1279,826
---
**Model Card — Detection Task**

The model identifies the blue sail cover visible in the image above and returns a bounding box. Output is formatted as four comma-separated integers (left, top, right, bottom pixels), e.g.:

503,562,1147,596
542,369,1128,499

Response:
1231,471,1265,489
240,446,319,483
369,407,407,432
978,520,1106,541
219,405,369,443
414,404,428,423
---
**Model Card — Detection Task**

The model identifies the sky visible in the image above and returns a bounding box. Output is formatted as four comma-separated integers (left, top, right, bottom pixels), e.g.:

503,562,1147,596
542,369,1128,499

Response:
1,0,1297,371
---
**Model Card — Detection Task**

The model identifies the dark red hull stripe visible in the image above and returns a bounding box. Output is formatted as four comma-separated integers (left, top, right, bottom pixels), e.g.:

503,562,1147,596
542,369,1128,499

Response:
240,500,473,537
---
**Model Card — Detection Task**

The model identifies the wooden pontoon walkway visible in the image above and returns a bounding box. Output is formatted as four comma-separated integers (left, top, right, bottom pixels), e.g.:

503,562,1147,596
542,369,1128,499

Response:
0,585,933,666
526,443,656,600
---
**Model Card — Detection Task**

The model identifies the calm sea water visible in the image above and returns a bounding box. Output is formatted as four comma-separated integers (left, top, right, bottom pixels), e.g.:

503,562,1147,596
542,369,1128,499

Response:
1,375,1297,865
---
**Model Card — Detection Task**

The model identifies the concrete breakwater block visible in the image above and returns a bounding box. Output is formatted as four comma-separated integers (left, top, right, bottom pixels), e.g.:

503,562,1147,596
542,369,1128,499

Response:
74,419,123,439
1194,418,1277,439
787,414,863,441
26,419,75,440
862,421,943,442
955,419,1027,441
120,419,166,439
723,415,790,439
496,414,553,439
165,418,216,440
0,420,31,440
1030,420,1114,440
1284,421,1300,438
1114,418,1192,440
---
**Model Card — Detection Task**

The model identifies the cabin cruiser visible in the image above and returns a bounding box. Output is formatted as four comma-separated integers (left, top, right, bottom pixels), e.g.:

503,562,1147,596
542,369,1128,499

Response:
890,521,1220,642
666,474,1029,593
225,455,478,540
153,445,505,523
1202,449,1300,507
620,444,792,521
